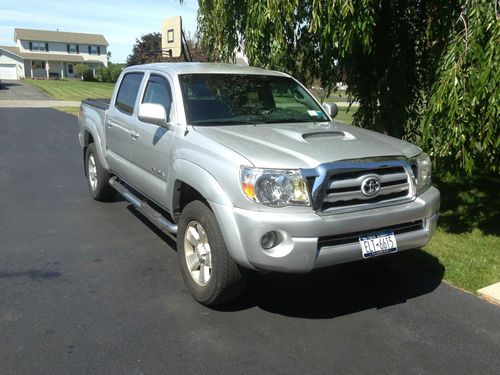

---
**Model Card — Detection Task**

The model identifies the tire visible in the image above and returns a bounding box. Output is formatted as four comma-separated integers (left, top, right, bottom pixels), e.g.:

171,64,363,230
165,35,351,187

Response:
178,200,247,306
85,143,115,202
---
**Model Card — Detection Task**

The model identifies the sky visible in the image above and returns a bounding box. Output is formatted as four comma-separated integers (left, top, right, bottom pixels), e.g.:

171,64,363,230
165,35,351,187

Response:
0,0,199,63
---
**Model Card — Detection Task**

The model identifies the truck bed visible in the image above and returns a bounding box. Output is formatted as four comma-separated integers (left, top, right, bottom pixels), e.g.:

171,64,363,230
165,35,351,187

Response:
82,98,111,111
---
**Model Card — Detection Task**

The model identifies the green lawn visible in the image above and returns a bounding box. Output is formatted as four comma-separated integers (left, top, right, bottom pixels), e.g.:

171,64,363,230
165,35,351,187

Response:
53,106,80,116
423,229,499,291
25,79,114,101
334,107,356,124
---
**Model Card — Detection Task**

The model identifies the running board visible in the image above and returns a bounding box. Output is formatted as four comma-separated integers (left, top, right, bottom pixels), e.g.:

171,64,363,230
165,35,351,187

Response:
109,177,178,235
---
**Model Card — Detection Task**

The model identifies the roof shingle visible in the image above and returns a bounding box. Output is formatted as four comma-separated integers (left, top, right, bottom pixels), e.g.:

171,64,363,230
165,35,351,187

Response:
14,28,108,46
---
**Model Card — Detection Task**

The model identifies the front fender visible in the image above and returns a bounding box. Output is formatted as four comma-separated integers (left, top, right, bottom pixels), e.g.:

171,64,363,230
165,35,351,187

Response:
169,159,253,269
169,158,233,207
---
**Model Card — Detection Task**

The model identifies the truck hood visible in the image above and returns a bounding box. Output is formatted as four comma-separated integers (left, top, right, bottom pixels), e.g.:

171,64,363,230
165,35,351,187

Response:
193,122,421,169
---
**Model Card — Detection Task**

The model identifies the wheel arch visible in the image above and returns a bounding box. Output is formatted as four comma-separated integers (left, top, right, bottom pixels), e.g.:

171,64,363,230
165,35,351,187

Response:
170,160,253,270
81,119,110,172
171,160,232,221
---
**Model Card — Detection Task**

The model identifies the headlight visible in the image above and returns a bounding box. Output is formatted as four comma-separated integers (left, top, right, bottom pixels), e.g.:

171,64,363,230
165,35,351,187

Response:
412,152,432,195
240,167,310,207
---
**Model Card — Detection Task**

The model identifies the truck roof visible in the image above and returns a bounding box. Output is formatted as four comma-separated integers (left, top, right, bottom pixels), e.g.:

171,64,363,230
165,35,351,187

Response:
124,62,290,77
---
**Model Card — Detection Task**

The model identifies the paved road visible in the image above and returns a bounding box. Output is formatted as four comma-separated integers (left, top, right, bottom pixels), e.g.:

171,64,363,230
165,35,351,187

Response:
0,80,50,100
1,108,499,375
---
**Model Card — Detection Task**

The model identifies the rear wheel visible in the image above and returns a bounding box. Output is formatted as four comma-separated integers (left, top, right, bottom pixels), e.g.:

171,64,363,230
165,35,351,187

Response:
178,200,247,306
85,143,115,202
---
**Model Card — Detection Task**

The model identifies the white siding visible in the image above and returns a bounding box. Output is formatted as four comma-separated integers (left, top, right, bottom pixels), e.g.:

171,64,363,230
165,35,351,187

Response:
18,40,108,67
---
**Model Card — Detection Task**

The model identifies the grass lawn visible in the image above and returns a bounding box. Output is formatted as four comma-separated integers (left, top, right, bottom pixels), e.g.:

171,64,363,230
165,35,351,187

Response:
25,79,114,101
334,107,356,124
422,174,499,292
53,106,80,116
423,229,499,291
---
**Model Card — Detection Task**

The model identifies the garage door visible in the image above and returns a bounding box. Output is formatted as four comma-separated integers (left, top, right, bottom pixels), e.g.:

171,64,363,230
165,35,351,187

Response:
0,64,17,80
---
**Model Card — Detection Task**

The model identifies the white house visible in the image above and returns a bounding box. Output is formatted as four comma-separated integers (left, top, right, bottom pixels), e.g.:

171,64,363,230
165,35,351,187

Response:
0,28,108,80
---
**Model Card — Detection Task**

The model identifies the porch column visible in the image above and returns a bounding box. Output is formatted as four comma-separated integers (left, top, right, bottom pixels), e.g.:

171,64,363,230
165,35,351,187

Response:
46,60,49,79
30,60,33,78
60,62,64,79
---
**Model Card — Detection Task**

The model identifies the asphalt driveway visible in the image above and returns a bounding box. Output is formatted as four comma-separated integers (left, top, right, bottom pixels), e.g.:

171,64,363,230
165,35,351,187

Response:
0,108,499,374
0,79,50,100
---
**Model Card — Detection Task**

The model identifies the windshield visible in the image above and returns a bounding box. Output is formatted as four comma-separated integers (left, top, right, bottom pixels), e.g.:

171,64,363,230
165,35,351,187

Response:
178,74,329,125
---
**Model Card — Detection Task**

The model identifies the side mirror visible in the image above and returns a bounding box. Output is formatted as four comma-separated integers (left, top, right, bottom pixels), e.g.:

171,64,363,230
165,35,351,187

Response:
138,103,174,130
322,102,338,119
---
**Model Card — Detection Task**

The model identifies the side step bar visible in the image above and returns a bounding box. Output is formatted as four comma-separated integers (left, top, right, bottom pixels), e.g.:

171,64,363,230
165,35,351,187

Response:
109,177,178,235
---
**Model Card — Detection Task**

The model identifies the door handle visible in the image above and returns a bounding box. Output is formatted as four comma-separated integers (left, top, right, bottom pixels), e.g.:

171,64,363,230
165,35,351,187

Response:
107,120,118,128
130,130,140,139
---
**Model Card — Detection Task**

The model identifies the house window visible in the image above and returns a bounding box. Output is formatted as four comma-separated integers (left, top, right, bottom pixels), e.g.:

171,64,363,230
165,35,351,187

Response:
68,44,78,53
32,42,47,51
90,45,100,55
32,61,46,69
68,64,74,74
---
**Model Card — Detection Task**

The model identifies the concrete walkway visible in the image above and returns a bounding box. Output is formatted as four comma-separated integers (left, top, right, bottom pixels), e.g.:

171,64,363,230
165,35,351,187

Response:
478,282,500,305
0,100,80,108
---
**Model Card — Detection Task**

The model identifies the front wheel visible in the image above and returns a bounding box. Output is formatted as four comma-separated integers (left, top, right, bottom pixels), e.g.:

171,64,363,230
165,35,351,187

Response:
178,200,247,306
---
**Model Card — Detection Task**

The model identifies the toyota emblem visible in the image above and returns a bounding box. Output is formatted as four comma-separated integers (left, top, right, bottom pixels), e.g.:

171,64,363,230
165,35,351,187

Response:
361,176,381,197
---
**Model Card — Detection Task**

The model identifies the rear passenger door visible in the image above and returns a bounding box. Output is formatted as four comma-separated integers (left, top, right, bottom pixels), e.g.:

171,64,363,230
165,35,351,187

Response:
128,73,175,204
105,72,144,181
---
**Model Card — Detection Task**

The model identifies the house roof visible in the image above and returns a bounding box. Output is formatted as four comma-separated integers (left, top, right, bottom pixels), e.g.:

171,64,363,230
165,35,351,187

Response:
0,46,24,60
0,46,86,63
14,28,108,46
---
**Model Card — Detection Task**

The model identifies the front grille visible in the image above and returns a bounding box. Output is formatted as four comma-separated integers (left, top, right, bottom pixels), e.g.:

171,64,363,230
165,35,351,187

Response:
320,165,412,213
318,220,424,248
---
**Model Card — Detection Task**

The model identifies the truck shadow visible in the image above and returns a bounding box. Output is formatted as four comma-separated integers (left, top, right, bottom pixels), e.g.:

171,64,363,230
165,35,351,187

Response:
220,249,444,319
127,205,177,249
125,203,444,319
0,82,22,90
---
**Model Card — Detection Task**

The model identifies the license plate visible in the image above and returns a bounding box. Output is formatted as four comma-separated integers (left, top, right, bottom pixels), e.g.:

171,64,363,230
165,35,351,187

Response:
359,230,398,258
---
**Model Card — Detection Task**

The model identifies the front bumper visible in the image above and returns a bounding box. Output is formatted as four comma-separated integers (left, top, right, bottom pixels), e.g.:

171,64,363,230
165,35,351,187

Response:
211,186,440,273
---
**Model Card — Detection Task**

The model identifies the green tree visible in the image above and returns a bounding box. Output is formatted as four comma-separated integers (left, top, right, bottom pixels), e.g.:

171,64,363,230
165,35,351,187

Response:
127,32,209,66
421,1,499,174
74,64,94,81
196,0,499,174
97,63,123,83
127,32,164,66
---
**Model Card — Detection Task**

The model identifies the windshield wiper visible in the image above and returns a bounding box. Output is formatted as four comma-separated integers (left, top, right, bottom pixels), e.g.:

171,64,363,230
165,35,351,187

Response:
192,119,261,126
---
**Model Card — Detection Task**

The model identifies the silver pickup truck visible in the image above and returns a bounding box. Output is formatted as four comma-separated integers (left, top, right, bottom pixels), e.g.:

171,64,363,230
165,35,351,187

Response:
78,63,440,306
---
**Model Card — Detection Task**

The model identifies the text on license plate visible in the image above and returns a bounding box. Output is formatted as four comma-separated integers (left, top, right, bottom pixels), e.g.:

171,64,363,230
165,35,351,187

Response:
359,231,398,258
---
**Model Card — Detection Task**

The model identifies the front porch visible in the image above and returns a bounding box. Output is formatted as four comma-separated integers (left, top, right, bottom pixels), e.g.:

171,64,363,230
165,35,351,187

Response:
25,59,104,79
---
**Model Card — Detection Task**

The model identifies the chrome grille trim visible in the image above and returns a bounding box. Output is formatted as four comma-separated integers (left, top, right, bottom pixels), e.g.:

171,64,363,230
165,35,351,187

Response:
327,172,408,190
300,158,417,215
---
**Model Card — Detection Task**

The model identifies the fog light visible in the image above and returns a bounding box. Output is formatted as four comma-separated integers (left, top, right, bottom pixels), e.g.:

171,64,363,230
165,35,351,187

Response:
261,231,278,249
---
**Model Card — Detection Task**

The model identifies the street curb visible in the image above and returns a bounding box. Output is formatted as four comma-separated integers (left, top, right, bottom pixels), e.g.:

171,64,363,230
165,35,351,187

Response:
0,100,81,108
478,282,500,306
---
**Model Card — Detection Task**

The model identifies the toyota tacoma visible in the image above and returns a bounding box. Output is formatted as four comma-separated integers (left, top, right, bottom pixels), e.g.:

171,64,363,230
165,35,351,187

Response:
78,63,440,306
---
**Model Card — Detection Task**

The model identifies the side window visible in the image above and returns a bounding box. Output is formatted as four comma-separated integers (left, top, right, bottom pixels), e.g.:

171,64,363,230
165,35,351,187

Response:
142,74,173,116
115,72,144,115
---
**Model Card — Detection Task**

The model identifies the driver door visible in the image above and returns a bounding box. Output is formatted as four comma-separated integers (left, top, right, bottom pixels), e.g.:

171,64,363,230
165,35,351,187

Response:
128,73,175,205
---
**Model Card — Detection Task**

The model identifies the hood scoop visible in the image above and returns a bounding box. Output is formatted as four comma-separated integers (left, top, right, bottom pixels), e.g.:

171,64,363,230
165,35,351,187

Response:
302,131,347,141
